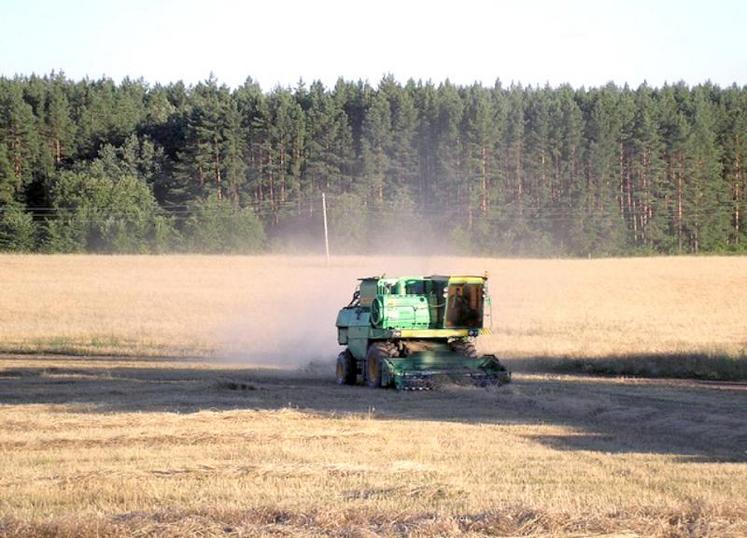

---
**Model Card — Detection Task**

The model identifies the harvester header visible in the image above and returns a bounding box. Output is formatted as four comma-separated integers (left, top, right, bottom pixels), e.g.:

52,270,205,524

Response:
335,274,510,390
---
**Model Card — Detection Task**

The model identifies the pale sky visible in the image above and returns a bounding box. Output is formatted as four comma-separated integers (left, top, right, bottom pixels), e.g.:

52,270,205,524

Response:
1,0,745,89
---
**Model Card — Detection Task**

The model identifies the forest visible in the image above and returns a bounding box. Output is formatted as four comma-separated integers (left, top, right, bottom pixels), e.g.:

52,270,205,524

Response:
0,72,745,255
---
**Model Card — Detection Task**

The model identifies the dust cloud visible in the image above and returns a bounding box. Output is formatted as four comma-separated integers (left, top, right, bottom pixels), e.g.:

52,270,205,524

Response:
219,275,344,368
216,256,463,369
267,207,461,258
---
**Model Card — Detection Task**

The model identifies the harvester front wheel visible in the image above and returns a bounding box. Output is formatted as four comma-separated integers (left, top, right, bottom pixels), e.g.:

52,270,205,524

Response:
451,339,478,359
365,342,398,388
336,349,357,385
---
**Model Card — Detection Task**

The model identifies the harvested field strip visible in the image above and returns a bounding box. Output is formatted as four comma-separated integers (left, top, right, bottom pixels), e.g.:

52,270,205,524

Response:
1,356,746,536
1,504,743,537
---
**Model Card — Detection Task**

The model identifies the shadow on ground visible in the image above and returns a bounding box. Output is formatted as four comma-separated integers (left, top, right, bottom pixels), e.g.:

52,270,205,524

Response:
1,354,746,463
509,352,747,381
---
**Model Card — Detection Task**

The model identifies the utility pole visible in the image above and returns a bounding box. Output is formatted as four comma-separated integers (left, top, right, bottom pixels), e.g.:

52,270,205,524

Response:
322,192,330,265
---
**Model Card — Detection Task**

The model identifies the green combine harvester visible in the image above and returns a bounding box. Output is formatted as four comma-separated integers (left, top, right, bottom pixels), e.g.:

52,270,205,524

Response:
335,274,510,390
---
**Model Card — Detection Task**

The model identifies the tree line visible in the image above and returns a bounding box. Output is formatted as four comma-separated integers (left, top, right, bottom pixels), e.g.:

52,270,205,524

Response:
0,72,745,255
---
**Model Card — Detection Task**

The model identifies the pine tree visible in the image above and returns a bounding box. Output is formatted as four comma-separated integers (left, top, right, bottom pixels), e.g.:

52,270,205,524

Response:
719,85,747,248
581,84,631,254
45,73,74,164
502,85,525,213
381,77,418,199
522,87,553,245
412,80,439,202
550,85,585,252
236,77,270,206
433,80,464,221
178,76,246,202
683,86,726,252
659,84,691,252
302,81,354,202
0,80,39,202
267,88,305,217
631,83,669,250
359,88,391,202
462,83,500,231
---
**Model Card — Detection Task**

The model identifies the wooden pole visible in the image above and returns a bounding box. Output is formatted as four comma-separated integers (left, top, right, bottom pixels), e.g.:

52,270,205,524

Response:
322,192,330,265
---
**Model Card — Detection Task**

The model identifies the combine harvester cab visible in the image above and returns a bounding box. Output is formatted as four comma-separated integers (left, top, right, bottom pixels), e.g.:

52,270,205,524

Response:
335,275,510,390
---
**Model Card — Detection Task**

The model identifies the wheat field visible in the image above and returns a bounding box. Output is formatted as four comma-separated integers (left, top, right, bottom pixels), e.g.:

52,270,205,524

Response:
0,254,745,360
1,255,746,536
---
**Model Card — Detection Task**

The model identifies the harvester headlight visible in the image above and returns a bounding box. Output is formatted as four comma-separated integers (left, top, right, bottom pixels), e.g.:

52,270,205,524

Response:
392,330,402,338
468,329,479,337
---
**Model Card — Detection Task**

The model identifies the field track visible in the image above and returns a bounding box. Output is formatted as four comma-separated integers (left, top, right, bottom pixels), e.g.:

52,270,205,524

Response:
2,354,745,460
1,353,746,536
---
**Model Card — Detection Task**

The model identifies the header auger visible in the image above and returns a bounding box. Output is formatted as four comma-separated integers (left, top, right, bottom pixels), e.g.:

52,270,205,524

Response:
335,275,510,390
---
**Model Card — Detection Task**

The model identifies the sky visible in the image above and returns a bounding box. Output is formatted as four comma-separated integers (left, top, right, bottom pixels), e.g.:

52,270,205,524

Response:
0,0,745,90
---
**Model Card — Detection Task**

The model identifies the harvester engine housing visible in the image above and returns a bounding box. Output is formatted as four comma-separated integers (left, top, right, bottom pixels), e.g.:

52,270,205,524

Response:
335,275,510,390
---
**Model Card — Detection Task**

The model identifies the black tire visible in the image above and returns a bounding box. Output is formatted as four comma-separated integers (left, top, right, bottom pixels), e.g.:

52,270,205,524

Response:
451,339,478,359
335,349,357,385
365,341,399,388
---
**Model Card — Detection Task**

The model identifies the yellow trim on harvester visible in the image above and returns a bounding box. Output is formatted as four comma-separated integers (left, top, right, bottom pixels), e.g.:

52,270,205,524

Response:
398,328,488,338
447,276,487,284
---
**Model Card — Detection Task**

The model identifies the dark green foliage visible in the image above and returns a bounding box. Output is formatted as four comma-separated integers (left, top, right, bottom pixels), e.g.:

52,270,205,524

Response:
0,143,19,204
0,80,39,196
0,203,36,251
325,192,366,251
183,194,264,253
0,73,746,255
302,81,355,197
177,77,246,202
43,169,170,253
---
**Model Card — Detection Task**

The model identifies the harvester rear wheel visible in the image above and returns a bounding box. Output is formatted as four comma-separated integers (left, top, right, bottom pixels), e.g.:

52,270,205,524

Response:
365,342,398,388
335,349,357,385
451,339,478,359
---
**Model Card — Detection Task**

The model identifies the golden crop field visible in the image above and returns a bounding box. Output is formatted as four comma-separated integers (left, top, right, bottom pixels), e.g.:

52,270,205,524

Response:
1,255,746,537
0,254,745,361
